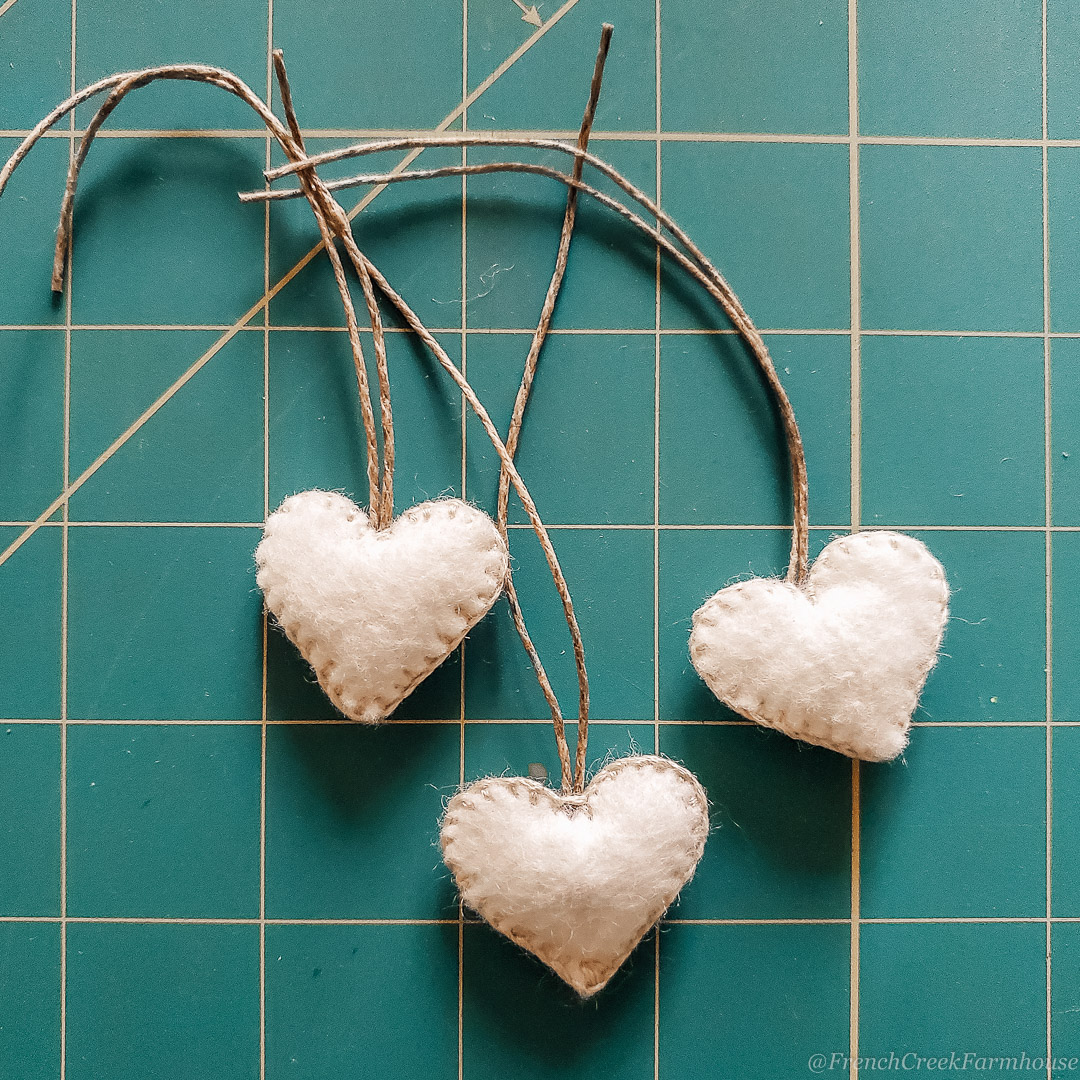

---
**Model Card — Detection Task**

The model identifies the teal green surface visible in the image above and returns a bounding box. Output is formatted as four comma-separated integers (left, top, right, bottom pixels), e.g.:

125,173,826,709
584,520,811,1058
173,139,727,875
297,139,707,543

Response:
0,528,62,720
65,922,259,1080
915,530,1046,723
66,724,261,917
1049,149,1080,332
464,528,655,720
0,139,68,326
663,723,851,920
66,526,264,720
0,923,61,1080
269,330,462,513
74,0,269,130
662,0,848,135
659,923,850,1078
0,332,64,520
661,141,851,330
1049,4,1080,138
0,725,61,915
266,923,459,1079
1053,340,1080,523
465,142,657,330
858,0,1041,138
465,722,655,788
860,145,1043,332
467,0,655,131
859,923,1047,1060
660,332,851,526
860,727,1046,918
69,330,265,522
268,143,464,331
72,138,267,324
861,335,1046,526
1055,533,1080,723
0,3,69,129
463,918,655,1079
1054,926,1080,1076
273,0,461,130
264,723,459,918
1053,727,1080,913
0,0,1071,1075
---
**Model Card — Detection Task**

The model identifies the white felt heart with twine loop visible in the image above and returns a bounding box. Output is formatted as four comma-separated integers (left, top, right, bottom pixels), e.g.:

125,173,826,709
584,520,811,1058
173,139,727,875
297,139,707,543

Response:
434,29,711,998
256,490,508,723
420,28,710,1000
441,755,709,997
690,531,949,762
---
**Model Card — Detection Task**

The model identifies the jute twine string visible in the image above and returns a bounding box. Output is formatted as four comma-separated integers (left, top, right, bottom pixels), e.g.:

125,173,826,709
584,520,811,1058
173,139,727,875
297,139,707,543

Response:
270,51,395,530
254,134,811,584
490,24,611,793
347,254,588,792
0,59,591,793
44,61,398,531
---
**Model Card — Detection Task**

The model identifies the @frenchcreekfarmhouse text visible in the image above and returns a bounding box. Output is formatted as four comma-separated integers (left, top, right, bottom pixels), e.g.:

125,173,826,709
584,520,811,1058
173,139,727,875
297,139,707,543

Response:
808,1052,1080,1073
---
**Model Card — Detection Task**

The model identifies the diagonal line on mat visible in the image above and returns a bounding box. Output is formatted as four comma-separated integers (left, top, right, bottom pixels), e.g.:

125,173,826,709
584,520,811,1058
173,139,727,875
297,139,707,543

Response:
0,0,21,19
0,0,579,569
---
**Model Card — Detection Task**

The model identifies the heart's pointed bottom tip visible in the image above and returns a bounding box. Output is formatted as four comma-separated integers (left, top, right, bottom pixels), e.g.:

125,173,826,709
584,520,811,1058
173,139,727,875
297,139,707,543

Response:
757,713,910,763
569,973,615,999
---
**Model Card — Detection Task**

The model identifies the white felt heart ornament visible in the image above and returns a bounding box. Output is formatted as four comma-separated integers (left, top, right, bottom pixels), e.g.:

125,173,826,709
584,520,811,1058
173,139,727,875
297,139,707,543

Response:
440,755,709,997
689,531,948,762
256,490,508,722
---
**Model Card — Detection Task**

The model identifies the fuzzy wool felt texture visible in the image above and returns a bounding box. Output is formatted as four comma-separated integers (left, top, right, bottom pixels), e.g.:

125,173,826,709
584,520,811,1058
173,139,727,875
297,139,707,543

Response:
689,531,949,762
440,755,710,997
256,490,508,723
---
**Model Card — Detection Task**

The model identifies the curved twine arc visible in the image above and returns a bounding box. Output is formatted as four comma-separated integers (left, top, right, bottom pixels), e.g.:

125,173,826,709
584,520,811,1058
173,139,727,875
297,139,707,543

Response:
0,60,590,792
254,133,811,583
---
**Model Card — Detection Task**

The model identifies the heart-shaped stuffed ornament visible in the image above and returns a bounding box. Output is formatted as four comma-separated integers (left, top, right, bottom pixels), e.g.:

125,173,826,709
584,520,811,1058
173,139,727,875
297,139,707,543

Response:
441,755,709,997
256,490,508,722
689,531,949,762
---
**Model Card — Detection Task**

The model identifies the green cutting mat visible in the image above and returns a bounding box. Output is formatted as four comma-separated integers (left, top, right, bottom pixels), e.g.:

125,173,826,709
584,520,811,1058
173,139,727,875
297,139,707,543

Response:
0,0,1074,1076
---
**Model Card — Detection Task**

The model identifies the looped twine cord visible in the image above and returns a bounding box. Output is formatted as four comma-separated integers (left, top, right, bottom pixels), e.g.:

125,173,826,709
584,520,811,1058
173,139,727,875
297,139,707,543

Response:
37,62,391,530
0,53,593,793
246,107,812,594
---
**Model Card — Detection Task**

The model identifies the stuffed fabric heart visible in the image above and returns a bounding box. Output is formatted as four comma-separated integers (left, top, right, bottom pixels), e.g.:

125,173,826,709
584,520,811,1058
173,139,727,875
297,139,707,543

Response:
256,490,508,722
441,755,709,997
689,531,949,762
